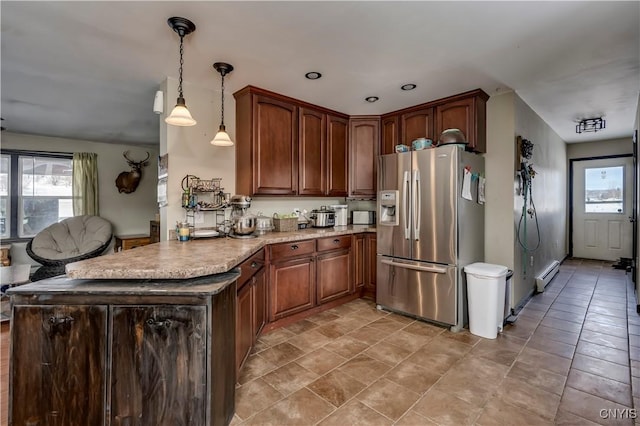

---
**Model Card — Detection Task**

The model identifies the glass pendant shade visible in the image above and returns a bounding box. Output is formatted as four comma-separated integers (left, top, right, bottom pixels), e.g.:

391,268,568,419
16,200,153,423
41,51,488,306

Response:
165,97,196,126
211,124,233,146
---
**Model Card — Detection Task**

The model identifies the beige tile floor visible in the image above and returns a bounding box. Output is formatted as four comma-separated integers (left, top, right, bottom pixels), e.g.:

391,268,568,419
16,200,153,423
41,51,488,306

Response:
231,259,638,425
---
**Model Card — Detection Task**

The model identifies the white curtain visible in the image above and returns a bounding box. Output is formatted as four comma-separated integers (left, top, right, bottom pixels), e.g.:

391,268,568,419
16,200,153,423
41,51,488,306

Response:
72,152,98,216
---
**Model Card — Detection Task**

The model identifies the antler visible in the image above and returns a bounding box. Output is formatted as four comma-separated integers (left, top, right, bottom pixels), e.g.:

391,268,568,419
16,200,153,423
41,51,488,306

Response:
123,151,150,166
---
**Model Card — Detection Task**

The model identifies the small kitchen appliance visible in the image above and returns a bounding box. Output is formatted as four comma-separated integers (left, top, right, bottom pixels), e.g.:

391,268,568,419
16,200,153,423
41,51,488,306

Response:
309,206,335,228
352,211,376,225
330,205,348,227
229,195,257,238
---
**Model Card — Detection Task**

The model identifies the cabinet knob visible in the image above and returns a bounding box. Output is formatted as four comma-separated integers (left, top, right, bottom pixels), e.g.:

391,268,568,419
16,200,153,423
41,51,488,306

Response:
251,262,258,268
333,239,340,244
291,244,299,250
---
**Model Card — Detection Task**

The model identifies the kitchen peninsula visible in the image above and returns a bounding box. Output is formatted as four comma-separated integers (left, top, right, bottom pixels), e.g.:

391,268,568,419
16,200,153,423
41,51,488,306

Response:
8,225,376,426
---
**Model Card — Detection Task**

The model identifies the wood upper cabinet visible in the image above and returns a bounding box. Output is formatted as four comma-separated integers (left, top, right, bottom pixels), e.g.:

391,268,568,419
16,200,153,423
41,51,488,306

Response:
349,117,380,198
110,306,207,425
235,88,298,196
401,107,434,145
11,305,107,426
435,90,489,153
381,114,400,155
327,114,349,196
299,107,326,195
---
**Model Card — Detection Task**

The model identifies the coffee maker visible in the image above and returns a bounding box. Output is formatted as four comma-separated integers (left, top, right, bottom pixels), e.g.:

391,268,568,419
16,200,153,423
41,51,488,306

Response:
229,195,257,238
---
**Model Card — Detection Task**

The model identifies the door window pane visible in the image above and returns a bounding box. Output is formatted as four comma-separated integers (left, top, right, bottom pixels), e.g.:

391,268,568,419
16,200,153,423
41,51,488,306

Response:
584,166,624,213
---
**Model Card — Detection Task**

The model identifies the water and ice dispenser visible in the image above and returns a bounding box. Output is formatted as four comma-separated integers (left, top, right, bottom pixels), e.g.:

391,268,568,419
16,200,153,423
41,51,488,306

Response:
378,190,399,226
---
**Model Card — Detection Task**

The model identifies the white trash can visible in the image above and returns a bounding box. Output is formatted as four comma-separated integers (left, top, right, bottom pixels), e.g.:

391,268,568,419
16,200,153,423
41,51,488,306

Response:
464,263,509,339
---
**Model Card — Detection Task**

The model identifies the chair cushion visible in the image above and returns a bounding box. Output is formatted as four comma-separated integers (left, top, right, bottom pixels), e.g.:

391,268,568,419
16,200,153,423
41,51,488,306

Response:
30,216,112,260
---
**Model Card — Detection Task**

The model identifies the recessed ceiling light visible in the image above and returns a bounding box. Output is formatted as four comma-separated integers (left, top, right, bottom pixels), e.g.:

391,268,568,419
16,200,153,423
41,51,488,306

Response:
401,83,417,91
305,72,322,80
365,96,379,103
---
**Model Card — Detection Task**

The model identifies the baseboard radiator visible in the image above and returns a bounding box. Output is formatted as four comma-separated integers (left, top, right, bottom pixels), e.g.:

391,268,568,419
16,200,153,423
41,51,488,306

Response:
535,260,560,292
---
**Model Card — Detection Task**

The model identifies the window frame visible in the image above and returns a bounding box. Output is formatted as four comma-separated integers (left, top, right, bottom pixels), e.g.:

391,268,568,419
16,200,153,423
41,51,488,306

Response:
1,149,73,242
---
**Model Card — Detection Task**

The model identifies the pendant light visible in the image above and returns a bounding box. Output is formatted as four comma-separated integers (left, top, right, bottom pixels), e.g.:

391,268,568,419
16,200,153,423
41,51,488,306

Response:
211,62,234,146
165,17,197,127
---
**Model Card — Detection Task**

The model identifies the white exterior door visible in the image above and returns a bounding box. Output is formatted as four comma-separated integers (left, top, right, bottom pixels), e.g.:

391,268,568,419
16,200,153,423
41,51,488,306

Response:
573,157,634,261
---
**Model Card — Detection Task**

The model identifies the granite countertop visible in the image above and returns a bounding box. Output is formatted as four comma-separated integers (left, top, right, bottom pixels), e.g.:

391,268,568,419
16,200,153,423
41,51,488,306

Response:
65,225,376,280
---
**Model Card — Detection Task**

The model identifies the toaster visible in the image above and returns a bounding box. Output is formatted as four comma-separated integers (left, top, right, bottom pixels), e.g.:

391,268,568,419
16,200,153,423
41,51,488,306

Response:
352,211,376,225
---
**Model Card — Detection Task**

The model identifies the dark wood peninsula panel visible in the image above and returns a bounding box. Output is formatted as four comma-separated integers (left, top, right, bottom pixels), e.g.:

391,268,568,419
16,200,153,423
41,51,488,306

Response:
8,272,239,426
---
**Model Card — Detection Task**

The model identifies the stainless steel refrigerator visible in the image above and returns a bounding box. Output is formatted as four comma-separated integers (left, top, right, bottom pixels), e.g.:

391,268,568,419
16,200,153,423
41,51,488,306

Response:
376,145,484,331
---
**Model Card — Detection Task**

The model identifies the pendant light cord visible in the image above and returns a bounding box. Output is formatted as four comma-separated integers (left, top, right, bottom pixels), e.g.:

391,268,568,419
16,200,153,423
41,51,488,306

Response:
177,34,185,98
220,72,225,127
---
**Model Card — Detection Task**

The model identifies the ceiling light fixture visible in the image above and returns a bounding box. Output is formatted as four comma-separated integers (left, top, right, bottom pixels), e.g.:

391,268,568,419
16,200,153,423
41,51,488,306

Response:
365,96,379,103
401,84,417,91
211,62,234,146
165,17,197,127
576,117,606,134
305,72,322,80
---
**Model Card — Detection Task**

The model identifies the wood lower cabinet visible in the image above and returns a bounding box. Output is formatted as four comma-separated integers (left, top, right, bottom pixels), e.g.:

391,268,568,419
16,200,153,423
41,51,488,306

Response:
349,117,380,198
236,249,266,374
9,273,238,426
269,255,315,321
11,305,107,425
317,249,352,304
354,234,365,290
365,234,377,299
236,280,253,374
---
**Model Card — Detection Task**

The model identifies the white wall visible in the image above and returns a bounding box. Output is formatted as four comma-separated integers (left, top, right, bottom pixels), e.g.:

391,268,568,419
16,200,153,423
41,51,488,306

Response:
485,91,568,310
1,132,159,265
567,138,633,159
513,94,567,307
485,91,516,276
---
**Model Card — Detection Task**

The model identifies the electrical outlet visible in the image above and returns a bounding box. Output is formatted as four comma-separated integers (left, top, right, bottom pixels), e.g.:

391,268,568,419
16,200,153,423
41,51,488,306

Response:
530,256,534,267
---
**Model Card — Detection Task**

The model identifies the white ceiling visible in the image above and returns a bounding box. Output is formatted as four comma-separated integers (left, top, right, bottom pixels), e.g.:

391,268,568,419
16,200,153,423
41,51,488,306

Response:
1,1,639,146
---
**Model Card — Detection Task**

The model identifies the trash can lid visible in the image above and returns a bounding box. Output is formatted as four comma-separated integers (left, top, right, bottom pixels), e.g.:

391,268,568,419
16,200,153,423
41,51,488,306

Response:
464,262,509,278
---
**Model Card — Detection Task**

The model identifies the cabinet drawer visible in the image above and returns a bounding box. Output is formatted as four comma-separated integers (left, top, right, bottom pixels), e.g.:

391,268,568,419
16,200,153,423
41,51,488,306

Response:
317,235,351,252
270,239,316,261
238,249,265,288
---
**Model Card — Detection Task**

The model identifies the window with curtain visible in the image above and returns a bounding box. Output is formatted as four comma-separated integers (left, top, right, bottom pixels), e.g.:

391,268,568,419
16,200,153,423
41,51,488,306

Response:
0,150,73,239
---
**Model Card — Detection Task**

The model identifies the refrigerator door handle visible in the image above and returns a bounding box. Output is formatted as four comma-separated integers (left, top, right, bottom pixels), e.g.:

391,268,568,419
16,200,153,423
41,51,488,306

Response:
403,171,410,240
381,259,447,274
413,169,421,240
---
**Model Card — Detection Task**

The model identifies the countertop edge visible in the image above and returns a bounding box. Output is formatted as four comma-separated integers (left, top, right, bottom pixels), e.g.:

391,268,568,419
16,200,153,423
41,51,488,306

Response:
64,226,376,280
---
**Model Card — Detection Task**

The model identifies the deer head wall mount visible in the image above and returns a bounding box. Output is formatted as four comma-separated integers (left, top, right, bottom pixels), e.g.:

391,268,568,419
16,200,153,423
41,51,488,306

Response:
115,151,150,194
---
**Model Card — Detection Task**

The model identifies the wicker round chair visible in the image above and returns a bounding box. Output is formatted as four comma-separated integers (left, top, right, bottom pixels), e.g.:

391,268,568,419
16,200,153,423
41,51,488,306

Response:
26,215,113,281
